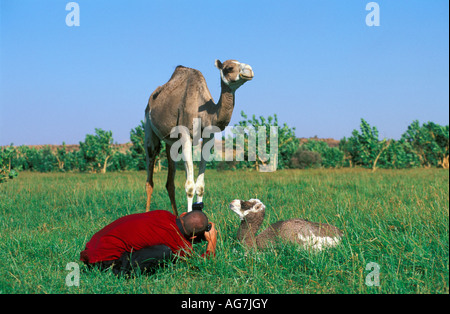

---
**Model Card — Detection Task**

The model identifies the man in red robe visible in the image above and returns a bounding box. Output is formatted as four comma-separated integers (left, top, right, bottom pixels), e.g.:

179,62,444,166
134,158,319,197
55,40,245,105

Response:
80,209,216,275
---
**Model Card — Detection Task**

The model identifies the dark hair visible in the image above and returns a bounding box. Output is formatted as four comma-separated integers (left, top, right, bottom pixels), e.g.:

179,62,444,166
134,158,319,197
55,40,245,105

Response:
182,211,209,238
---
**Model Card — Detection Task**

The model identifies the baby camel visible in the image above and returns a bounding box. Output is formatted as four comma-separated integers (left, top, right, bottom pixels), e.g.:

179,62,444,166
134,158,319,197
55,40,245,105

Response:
229,199,343,251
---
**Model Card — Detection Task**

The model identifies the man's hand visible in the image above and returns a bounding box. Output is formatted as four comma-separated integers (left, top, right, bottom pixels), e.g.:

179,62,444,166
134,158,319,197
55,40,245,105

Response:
204,222,217,242
204,222,217,257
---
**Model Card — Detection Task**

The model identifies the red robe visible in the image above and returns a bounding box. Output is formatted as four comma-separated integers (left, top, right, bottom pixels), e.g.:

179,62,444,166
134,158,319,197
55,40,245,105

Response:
80,210,194,264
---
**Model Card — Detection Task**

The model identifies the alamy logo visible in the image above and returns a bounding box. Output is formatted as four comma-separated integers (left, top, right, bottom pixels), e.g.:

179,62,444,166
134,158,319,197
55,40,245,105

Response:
169,119,279,172
65,2,80,27
365,262,381,287
65,262,80,287
366,2,380,27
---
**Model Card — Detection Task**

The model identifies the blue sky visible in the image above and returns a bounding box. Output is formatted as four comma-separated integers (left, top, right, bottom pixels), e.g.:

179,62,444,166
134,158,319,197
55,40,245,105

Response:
0,0,448,145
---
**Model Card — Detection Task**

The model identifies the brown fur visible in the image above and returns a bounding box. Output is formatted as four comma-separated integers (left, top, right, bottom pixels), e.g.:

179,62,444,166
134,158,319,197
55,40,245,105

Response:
234,200,343,249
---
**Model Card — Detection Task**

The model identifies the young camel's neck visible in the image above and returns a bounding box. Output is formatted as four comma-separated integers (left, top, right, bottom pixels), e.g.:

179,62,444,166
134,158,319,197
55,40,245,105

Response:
214,81,236,131
237,210,265,248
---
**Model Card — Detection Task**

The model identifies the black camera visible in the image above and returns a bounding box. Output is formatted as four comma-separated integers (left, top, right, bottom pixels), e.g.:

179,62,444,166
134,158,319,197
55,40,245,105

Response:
192,202,204,211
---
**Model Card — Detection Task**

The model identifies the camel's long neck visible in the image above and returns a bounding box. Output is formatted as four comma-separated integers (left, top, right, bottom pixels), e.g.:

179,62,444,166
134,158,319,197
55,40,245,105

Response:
215,82,235,131
237,210,265,248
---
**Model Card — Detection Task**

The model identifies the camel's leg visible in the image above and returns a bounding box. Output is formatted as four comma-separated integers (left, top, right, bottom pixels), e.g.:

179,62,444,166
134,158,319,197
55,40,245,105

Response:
145,125,161,212
181,138,195,212
165,143,178,217
195,136,213,204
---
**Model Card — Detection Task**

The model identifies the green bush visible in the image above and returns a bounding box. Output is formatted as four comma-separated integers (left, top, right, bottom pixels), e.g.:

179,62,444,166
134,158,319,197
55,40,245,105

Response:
0,145,18,182
401,121,449,168
108,151,134,172
78,129,114,173
129,121,147,171
301,140,344,168
289,148,322,169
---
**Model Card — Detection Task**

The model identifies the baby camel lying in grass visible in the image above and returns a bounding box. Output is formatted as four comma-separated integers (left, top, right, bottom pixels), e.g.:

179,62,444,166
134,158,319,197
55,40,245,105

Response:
229,199,343,251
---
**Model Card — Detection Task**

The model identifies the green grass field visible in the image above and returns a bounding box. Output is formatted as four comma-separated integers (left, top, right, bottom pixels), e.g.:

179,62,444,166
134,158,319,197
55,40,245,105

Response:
0,169,448,294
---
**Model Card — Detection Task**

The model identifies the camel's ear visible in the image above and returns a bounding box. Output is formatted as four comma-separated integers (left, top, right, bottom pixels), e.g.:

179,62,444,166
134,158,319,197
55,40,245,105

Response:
215,59,223,70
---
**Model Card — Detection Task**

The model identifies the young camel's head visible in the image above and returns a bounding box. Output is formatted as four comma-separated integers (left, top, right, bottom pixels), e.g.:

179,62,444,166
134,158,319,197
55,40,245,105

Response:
229,198,265,221
215,59,254,91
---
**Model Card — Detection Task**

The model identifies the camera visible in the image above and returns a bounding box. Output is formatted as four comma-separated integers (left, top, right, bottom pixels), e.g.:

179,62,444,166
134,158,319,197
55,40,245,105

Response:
192,202,204,211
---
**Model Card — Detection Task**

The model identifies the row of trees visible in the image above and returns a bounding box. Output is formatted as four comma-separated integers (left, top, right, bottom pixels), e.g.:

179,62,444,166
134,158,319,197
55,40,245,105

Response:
1,130,137,175
341,120,449,170
1,113,448,182
291,119,449,171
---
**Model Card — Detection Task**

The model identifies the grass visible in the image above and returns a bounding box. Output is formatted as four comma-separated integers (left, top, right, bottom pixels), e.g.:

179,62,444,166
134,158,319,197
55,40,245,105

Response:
0,168,448,294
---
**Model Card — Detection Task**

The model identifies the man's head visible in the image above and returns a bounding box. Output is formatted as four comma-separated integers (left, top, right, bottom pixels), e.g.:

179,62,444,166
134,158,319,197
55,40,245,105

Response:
180,210,209,241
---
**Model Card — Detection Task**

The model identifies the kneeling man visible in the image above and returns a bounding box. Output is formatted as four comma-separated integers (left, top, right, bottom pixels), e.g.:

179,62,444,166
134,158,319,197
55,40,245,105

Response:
80,210,216,275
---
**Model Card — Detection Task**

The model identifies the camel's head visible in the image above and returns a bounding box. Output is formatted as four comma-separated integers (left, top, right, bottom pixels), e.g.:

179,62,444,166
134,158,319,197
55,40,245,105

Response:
215,59,254,91
229,198,265,221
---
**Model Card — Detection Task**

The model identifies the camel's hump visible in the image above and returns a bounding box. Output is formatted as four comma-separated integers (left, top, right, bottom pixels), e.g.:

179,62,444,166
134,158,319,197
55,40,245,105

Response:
169,65,204,81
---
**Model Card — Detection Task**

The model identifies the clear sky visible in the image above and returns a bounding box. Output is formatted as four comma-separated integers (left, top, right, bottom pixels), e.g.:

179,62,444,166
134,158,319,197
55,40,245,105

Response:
0,0,448,146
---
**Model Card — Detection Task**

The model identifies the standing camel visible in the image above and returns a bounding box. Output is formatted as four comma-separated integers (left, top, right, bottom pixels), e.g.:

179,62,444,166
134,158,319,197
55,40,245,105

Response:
145,59,254,215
